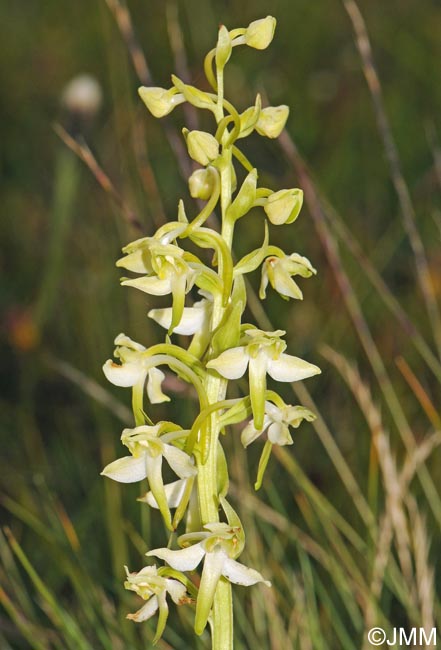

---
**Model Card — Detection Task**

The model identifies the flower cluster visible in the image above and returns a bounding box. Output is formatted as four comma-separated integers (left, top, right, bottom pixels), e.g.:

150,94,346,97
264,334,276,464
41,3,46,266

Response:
101,15,320,648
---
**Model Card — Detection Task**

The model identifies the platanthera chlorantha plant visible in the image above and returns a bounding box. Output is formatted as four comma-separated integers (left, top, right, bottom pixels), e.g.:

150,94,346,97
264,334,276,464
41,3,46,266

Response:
101,15,320,650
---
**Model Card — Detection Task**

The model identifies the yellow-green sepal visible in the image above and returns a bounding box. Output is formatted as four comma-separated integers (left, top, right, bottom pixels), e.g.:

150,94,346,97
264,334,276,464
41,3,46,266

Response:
233,221,269,276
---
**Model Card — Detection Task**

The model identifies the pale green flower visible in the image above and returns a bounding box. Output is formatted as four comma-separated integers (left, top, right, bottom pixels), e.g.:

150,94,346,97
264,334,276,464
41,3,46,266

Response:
124,565,189,642
102,334,169,403
260,253,316,300
138,86,185,118
147,523,270,635
241,401,316,447
207,328,320,429
101,423,196,529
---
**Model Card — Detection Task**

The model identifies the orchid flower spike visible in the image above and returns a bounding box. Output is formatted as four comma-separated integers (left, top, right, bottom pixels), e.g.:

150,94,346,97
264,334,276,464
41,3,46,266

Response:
102,15,321,647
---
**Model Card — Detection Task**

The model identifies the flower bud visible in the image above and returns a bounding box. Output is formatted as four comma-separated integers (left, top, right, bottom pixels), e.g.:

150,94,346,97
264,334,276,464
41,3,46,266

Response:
188,168,215,200
256,105,289,139
244,16,276,50
186,130,219,166
264,189,303,225
216,25,232,70
138,86,184,118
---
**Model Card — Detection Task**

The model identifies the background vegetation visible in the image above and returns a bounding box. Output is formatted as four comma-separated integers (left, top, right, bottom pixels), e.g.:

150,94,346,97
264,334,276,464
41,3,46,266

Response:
1,1,440,648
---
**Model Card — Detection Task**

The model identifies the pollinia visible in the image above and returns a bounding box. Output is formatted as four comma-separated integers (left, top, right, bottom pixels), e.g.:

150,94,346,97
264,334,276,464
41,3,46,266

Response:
102,16,320,650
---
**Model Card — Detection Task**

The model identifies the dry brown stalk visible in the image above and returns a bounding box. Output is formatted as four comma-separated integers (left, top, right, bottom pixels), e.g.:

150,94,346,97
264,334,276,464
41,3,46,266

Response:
53,123,142,232
395,356,441,429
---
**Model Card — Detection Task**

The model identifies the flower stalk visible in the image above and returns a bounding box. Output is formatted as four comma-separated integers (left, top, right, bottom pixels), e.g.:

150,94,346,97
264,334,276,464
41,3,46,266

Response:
101,15,320,649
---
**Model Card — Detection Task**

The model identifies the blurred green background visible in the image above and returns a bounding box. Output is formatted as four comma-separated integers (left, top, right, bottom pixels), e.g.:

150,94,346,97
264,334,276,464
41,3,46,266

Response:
1,1,440,648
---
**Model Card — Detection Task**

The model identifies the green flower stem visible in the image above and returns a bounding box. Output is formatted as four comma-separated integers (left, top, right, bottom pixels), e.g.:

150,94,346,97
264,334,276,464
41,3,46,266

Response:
220,149,234,247
196,116,235,647
212,578,233,650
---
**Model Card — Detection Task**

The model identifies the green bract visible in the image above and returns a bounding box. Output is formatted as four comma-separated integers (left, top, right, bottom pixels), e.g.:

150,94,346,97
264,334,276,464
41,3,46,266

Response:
102,15,320,649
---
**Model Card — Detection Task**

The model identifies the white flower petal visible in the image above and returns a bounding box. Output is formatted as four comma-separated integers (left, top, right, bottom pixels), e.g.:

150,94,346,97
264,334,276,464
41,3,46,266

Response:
127,596,159,622
241,414,271,448
273,269,303,300
147,542,206,572
165,578,187,605
163,444,197,479
148,304,207,335
267,421,293,446
206,347,249,379
286,253,316,277
114,333,146,351
142,479,188,509
222,558,271,587
101,455,147,483
267,354,321,382
103,359,145,387
116,249,151,274
121,276,172,296
146,368,170,404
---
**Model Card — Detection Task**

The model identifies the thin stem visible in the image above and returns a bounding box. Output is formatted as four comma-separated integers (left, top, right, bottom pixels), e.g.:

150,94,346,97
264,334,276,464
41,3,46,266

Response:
196,73,234,645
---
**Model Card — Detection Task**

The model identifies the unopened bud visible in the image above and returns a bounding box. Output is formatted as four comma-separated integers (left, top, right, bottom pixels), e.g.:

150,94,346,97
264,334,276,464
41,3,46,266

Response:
264,189,303,225
256,105,289,139
189,169,215,200
245,16,276,50
216,25,232,70
138,86,184,118
186,130,219,166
